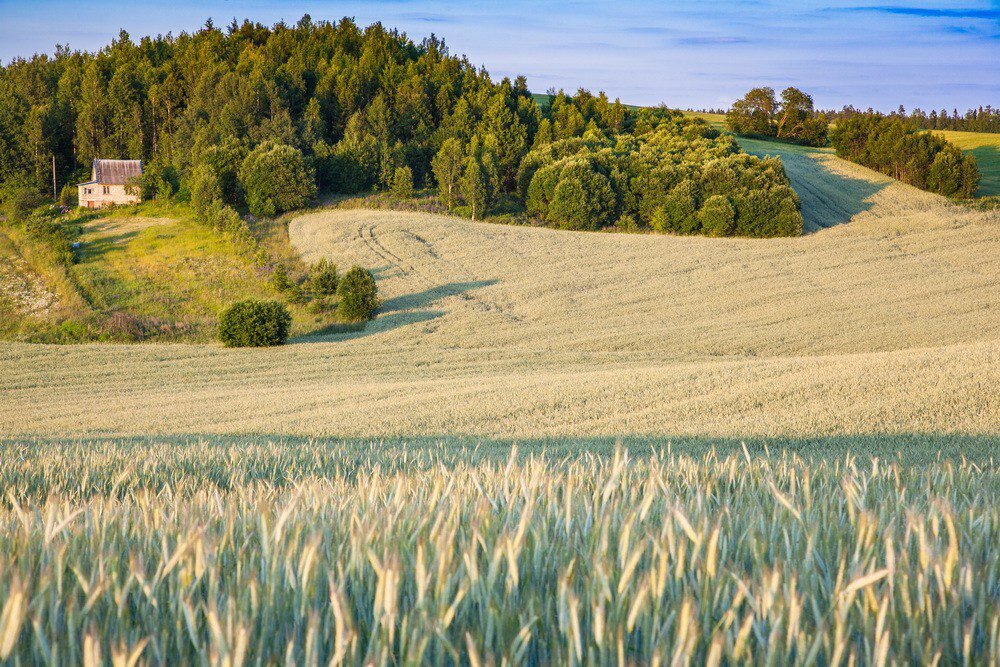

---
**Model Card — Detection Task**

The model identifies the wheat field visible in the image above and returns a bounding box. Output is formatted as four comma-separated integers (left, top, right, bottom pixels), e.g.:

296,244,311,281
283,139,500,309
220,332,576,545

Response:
0,440,997,664
1,142,998,439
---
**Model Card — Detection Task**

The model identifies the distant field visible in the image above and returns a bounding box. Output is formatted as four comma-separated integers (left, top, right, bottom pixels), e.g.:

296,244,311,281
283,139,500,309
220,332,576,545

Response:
2,144,997,439
683,112,1000,199
931,129,1000,197
684,110,727,130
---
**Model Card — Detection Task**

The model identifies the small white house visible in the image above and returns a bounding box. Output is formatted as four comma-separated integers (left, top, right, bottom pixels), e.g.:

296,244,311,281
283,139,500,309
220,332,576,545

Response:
78,159,143,208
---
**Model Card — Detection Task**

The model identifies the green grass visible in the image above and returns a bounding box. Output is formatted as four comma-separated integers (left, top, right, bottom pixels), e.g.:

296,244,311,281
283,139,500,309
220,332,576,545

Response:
71,211,283,340
1,202,346,342
931,130,1000,197
0,436,997,664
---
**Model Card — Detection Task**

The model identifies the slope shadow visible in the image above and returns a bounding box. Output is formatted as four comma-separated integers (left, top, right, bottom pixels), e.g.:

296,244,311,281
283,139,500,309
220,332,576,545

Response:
741,141,888,232
295,309,445,343
380,280,498,313
965,145,999,197
78,230,141,261
294,280,497,343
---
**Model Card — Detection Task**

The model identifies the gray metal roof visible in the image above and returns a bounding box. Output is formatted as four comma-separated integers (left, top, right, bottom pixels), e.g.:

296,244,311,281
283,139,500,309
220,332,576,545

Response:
90,159,143,185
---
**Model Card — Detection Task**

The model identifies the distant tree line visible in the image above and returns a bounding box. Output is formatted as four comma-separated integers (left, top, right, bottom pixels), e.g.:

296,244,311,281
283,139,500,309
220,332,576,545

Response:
825,105,1000,134
725,87,828,147
830,114,979,198
0,16,803,237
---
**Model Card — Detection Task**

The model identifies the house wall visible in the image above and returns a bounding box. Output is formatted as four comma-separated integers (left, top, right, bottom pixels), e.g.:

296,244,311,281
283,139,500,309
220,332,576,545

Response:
78,184,140,209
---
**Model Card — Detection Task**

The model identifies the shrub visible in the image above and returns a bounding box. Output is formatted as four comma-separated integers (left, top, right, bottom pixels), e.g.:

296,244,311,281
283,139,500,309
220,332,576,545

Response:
336,266,380,321
2,185,46,222
309,258,338,295
614,214,639,232
59,184,78,208
190,164,222,216
698,195,736,236
198,139,246,206
661,180,699,233
547,164,617,230
218,300,292,347
270,264,293,292
240,141,317,217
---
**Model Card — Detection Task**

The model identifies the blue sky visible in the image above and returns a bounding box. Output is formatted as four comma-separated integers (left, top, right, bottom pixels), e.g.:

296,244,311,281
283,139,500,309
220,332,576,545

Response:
1,0,997,111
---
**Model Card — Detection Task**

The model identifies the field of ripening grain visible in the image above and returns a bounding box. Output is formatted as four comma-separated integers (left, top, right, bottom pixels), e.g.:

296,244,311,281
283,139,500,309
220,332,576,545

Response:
1,140,997,441
0,440,997,664
0,139,998,664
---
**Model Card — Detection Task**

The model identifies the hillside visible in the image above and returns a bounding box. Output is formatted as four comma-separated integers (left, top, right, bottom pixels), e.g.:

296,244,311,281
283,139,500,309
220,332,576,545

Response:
685,112,1000,199
931,130,1000,197
0,206,339,342
2,143,997,440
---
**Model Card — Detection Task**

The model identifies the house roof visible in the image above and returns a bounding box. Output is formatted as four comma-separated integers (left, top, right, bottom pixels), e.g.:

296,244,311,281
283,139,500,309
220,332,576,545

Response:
90,159,143,185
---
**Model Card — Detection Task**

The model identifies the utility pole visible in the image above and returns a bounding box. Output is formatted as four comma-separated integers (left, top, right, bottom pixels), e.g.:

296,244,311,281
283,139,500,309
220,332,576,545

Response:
52,154,57,199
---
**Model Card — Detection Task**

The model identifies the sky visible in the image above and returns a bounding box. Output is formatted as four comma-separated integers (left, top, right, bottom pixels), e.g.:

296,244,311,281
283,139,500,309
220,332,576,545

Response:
0,0,997,112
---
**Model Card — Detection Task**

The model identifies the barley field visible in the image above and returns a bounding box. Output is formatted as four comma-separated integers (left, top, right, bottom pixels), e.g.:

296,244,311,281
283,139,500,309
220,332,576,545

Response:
1,141,997,439
0,439,997,664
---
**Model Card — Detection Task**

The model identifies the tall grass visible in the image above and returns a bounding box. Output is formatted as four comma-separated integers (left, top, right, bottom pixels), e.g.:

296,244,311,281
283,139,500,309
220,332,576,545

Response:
0,440,997,663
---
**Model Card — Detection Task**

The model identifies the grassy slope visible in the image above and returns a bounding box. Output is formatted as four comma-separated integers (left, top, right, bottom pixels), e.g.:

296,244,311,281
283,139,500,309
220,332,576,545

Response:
931,129,1000,197
1,204,340,341
685,112,1000,199
2,144,997,440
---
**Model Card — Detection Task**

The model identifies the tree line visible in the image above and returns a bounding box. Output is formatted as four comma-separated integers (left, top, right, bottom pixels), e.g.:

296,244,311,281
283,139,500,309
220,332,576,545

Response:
725,87,828,147
725,87,982,198
825,105,1000,134
830,114,979,198
0,16,806,238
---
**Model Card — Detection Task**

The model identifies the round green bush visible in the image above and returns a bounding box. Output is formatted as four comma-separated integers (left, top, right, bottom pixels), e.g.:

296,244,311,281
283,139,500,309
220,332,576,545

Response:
309,258,339,295
697,195,736,237
218,299,292,347
239,141,317,218
336,266,380,321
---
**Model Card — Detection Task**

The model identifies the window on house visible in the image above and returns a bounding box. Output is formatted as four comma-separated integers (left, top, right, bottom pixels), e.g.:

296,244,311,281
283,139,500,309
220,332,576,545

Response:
103,186,110,195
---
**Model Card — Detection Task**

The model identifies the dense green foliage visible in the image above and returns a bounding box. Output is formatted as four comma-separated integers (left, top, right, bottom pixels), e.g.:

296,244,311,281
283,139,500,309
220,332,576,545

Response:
518,115,802,236
726,87,828,146
827,104,1000,133
0,16,542,210
218,299,292,347
0,16,804,238
239,141,317,217
830,114,979,198
309,258,339,295
336,265,380,321
0,439,997,664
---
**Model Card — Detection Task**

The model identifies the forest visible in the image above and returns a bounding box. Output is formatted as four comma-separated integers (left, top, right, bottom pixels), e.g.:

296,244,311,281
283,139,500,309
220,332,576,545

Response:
520,115,802,236
830,113,980,198
826,105,1000,134
0,16,801,238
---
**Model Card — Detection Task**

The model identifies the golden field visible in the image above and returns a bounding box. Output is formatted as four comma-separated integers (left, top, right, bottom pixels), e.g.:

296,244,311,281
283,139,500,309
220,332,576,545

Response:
1,141,997,440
